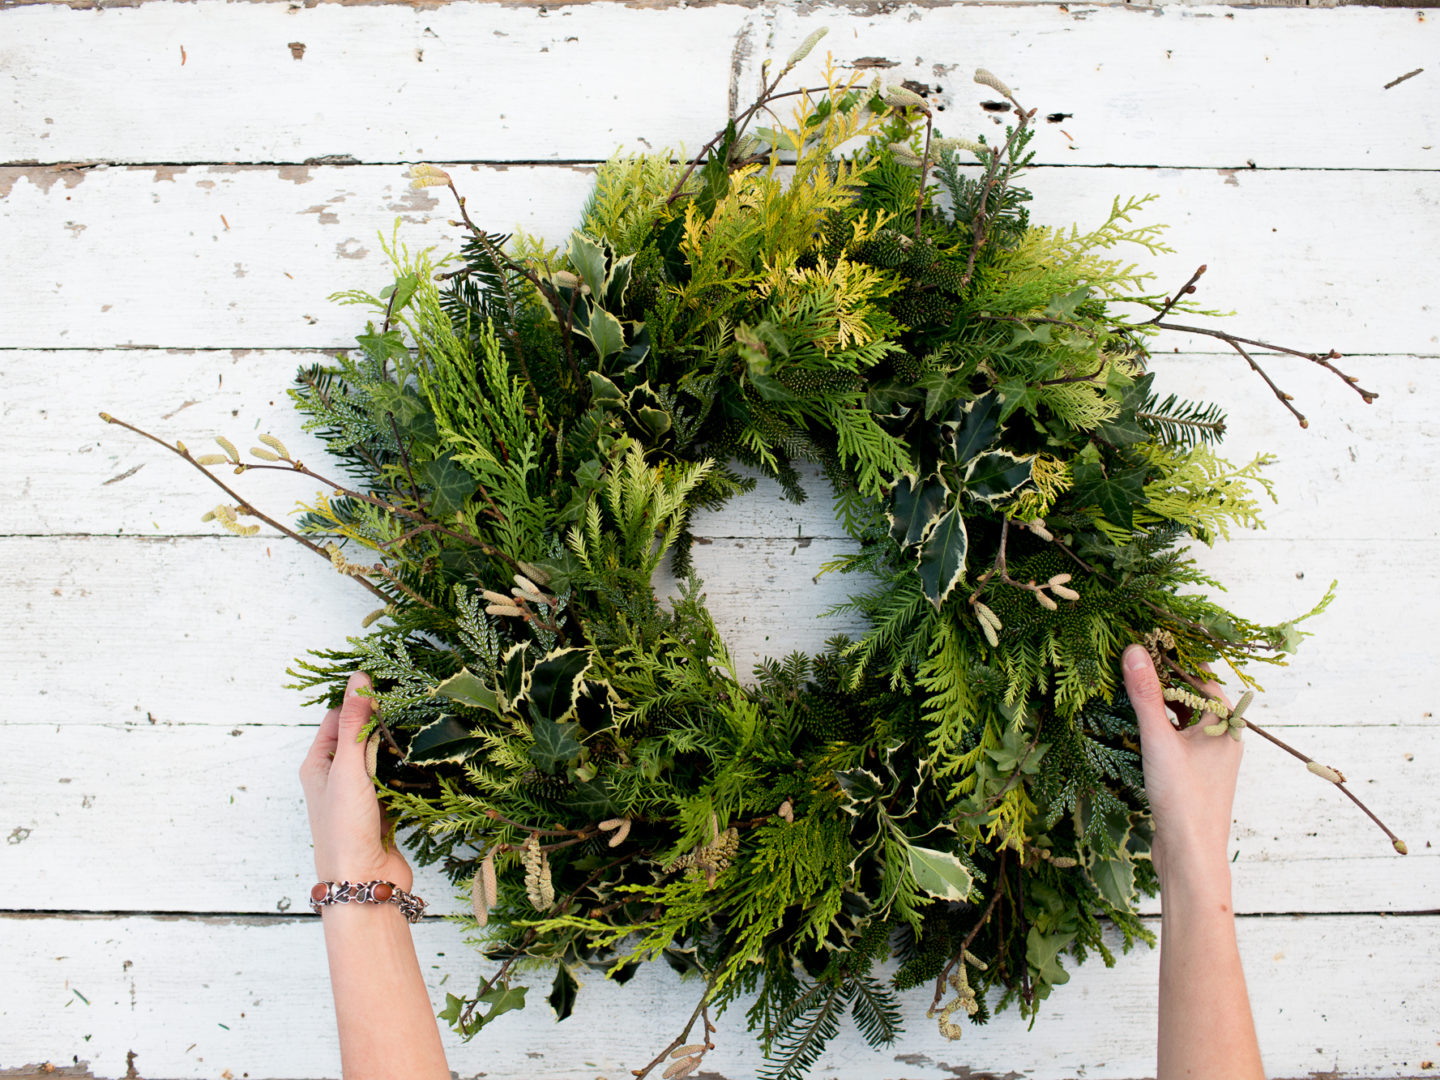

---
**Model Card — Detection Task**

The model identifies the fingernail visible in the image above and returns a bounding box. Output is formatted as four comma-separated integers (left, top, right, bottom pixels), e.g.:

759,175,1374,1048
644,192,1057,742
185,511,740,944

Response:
346,670,369,695
1123,645,1149,672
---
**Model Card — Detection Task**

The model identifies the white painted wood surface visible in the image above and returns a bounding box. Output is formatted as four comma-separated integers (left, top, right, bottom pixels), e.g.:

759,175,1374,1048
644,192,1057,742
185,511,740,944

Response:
3,1,1437,1077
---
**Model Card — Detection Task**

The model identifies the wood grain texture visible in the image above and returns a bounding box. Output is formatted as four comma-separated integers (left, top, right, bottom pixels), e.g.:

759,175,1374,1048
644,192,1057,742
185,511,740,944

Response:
1,351,1428,537
2,2,1435,167
2,162,1438,352
2,913,1437,1080
0,721,1430,915
3,0,1438,1075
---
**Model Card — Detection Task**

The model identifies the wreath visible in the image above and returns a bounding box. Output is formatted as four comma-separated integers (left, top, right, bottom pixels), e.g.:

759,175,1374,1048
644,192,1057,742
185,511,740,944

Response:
103,34,1404,1079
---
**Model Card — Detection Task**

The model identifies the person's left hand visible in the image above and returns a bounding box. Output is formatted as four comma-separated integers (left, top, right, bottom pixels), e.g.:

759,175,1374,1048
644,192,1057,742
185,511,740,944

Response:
298,670,412,890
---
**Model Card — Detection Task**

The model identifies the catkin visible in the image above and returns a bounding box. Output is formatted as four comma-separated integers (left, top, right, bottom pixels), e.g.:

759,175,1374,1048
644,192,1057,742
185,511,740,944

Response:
257,433,290,458
883,85,930,113
364,730,381,779
471,852,498,927
215,436,239,462
783,26,828,69
974,68,1014,99
1306,761,1345,784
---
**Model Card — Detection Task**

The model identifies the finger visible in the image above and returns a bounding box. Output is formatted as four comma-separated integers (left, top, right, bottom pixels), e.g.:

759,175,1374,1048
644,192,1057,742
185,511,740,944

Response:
332,670,376,774
1123,644,1176,747
299,705,341,786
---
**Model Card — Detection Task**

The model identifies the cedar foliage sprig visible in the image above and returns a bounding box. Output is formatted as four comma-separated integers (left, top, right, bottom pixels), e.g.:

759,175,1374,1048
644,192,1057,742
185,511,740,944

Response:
100,35,1403,1077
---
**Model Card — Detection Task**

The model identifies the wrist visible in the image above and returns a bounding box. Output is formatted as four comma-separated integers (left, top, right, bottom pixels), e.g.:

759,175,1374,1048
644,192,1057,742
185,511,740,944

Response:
1156,845,1234,907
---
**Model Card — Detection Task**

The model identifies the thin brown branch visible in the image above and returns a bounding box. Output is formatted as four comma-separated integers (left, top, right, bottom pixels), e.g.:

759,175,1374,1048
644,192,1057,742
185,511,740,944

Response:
631,975,716,1079
914,112,933,239
957,104,1034,295
932,848,1007,1010
98,412,391,607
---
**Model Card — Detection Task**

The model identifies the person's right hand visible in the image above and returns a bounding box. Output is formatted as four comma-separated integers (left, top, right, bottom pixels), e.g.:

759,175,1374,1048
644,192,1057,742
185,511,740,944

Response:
1121,643,1243,885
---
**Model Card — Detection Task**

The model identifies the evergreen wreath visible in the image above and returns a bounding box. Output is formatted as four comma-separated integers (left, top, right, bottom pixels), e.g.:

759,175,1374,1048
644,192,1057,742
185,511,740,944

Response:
104,33,1406,1078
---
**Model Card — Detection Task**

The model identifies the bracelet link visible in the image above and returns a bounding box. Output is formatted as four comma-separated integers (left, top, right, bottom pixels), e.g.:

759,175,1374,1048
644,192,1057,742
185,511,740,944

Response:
308,879,427,923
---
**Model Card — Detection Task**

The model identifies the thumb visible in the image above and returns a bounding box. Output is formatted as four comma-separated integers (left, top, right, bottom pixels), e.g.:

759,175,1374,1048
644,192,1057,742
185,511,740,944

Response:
1122,644,1173,747
332,670,376,771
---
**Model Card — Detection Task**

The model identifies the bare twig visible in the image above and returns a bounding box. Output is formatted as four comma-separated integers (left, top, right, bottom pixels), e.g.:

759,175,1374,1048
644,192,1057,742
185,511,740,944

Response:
630,975,716,1078
932,848,1007,1010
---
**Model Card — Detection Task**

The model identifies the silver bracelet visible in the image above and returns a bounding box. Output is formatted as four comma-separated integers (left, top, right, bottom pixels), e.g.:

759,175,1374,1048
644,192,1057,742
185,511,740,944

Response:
308,879,427,923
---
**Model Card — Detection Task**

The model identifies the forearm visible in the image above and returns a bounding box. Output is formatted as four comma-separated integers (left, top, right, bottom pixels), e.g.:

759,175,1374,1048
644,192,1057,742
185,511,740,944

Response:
320,902,451,1080
1156,856,1265,1080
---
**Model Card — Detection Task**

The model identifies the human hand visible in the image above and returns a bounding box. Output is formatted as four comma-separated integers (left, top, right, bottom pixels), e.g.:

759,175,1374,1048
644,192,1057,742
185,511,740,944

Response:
298,670,412,890
1121,644,1243,888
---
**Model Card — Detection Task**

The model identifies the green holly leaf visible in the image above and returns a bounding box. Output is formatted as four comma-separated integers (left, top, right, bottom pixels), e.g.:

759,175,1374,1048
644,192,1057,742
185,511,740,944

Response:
431,668,500,715
529,718,583,775
1070,461,1148,530
916,507,969,609
887,473,949,549
962,450,1035,506
906,843,974,902
404,713,486,766
1089,851,1137,910
548,963,579,1023
420,452,480,519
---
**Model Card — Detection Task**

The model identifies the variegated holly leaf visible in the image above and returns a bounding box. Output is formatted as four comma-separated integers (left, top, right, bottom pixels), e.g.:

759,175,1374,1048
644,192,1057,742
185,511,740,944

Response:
887,472,949,549
915,507,968,609
404,713,486,766
431,667,500,715
525,648,593,725
962,449,1035,507
586,306,625,363
941,389,1002,465
906,843,974,901
1088,851,1137,910
835,767,885,815
497,642,532,713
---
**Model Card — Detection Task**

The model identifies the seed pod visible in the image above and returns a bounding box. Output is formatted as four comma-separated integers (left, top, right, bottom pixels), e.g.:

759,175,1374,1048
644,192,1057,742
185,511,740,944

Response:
606,818,631,847
1049,856,1078,868
1047,573,1073,586
194,454,230,466
974,68,1014,100
979,617,999,649
471,852,498,927
670,1044,707,1060
1306,761,1345,784
215,436,240,462
1026,518,1054,541
973,602,1002,632
200,509,216,522
363,730,381,779
783,26,828,70
249,447,281,461
883,85,930,114
1035,590,1058,611
663,1056,702,1080
778,799,794,823
1051,584,1080,601
258,433,290,459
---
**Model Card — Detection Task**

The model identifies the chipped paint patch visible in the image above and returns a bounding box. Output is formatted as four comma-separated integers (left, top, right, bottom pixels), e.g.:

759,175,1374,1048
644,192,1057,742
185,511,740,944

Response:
0,166,91,200
1219,168,1241,186
336,237,368,259
277,164,314,185
301,204,340,225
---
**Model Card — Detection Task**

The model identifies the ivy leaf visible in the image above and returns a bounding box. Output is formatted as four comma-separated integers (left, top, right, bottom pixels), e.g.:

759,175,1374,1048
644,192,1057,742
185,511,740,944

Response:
378,273,420,314
1070,461,1148,531
962,450,1035,506
1009,321,1053,346
1088,851,1137,910
355,326,410,367
915,507,969,609
1026,926,1076,988
906,843,974,901
995,375,1044,422
473,986,527,1031
529,718,583,775
420,452,480,519
887,473,949,549
548,963,579,1023
1044,284,1090,319
1096,411,1149,447
526,648,593,725
404,713,486,766
431,667,500,715
568,777,622,819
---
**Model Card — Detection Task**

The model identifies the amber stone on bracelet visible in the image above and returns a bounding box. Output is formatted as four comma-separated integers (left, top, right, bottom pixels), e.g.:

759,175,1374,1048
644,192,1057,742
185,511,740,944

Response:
373,883,394,901
310,883,328,902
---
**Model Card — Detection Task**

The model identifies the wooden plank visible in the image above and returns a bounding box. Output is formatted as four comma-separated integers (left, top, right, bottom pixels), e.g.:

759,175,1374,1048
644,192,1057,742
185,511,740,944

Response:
2,3,1435,168
1,534,1435,727
0,912,1435,1079
0,720,1429,915
1,350,1423,538
3,163,1438,352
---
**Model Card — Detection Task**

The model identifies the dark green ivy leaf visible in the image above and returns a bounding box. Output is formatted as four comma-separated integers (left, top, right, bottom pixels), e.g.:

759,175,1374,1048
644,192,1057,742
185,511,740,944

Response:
567,777,622,819
420,452,480,519
529,718,583,774
548,963,579,1023
1070,461,1148,530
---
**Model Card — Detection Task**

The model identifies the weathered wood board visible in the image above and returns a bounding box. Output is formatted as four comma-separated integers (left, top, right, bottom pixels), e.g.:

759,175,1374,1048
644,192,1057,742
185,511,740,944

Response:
3,0,1437,1076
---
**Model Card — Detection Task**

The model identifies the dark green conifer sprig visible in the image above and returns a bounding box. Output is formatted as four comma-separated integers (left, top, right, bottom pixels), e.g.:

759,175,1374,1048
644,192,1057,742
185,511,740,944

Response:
99,31,1405,1078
